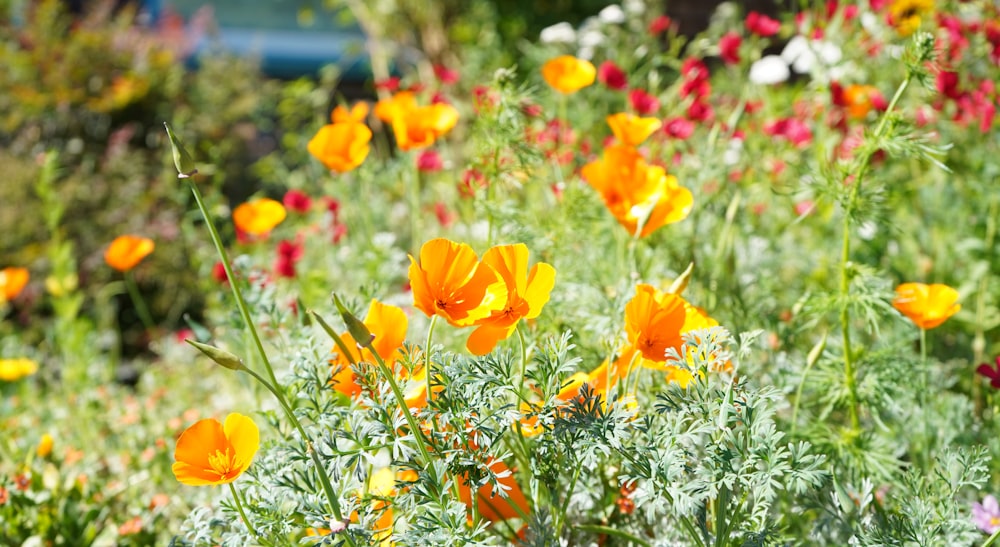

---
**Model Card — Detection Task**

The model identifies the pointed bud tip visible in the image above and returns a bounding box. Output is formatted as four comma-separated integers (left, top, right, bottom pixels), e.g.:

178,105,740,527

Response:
185,339,245,371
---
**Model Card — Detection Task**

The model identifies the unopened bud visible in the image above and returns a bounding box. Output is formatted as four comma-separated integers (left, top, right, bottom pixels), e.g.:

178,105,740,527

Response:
333,294,374,351
666,262,695,295
185,339,245,371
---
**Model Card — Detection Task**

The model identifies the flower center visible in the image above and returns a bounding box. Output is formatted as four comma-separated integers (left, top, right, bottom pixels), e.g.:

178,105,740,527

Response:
207,447,236,478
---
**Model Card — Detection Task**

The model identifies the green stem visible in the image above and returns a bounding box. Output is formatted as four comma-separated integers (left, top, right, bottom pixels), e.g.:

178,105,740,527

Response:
186,180,280,390
124,271,155,332
919,327,930,469
515,325,528,399
554,461,583,537
228,482,261,543
836,73,912,434
424,315,438,404
574,524,652,547
981,526,1000,547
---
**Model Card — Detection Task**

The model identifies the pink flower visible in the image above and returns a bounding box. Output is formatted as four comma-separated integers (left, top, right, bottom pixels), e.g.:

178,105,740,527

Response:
598,61,628,90
746,11,781,37
972,494,1000,533
763,117,813,147
473,85,499,112
719,32,742,65
282,190,312,214
628,89,660,115
416,150,444,172
434,202,455,228
663,117,695,139
433,64,459,85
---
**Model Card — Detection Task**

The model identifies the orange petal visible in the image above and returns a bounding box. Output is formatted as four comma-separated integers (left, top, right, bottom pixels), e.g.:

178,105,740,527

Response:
223,413,259,473
173,418,227,473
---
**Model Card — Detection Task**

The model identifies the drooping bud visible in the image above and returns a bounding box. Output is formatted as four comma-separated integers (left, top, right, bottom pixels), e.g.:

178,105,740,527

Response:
333,294,375,351
185,339,245,371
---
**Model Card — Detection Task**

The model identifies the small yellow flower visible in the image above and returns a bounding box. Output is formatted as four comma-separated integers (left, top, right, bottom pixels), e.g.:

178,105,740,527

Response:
541,55,597,94
0,358,39,382
37,434,54,458
232,198,287,236
889,0,933,37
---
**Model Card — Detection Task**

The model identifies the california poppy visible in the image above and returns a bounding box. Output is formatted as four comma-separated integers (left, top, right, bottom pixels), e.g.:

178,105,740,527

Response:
841,84,886,119
581,145,693,237
893,282,961,329
625,284,686,363
374,91,418,124
606,113,662,146
408,239,507,327
232,198,287,236
466,244,556,355
172,413,259,486
332,102,370,124
390,103,460,151
458,457,530,522
307,122,373,173
104,235,155,272
0,267,29,301
330,299,410,398
541,55,597,94
889,0,932,36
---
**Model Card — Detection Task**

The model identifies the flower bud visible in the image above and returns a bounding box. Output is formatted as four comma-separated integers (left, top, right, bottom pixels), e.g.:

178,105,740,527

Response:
185,339,245,371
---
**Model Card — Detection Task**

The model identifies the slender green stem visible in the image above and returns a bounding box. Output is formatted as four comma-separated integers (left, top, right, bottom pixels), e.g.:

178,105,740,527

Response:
714,485,730,547
186,180,280,390
424,315,438,404
575,524,652,547
228,482,261,543
982,526,1000,547
554,461,583,537
515,325,528,399
242,368,349,530
836,73,912,434
123,271,155,332
919,327,930,469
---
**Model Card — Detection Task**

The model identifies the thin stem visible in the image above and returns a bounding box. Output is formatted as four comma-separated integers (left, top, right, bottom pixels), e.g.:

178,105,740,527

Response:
123,271,155,332
554,461,583,537
919,327,930,469
575,524,652,547
424,315,439,404
228,482,261,543
515,325,528,399
981,526,1000,547
836,73,912,434
186,180,280,390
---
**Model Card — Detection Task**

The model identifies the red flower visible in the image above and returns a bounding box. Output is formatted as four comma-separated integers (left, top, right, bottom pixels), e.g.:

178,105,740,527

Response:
473,85,499,112
374,77,401,92
763,117,813,147
433,64,459,85
460,169,487,198
416,150,444,172
686,100,714,122
936,71,961,100
648,15,672,35
746,11,781,37
719,32,742,65
629,89,660,115
434,202,455,228
598,60,628,90
212,261,229,284
331,222,348,244
681,58,710,82
977,357,1000,389
282,190,312,214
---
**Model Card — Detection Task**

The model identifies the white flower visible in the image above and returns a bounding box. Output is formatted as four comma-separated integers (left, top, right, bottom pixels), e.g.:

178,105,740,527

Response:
540,22,576,44
781,35,843,74
579,29,606,48
599,4,626,24
749,55,790,85
622,0,645,14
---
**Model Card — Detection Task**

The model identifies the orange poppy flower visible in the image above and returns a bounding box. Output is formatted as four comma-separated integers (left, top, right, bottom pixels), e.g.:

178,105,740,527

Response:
374,91,418,124
581,145,693,237
466,244,556,355
541,55,596,94
37,433,54,458
408,238,507,327
625,284,686,363
232,198,287,236
172,413,259,486
307,122,373,173
104,235,155,272
458,457,530,522
330,299,410,398
842,84,883,119
606,113,662,146
332,102,370,123
893,282,961,330
0,267,29,300
391,103,460,151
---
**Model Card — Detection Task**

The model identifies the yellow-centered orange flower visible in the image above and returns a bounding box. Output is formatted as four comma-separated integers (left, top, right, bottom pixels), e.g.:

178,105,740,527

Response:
308,122,373,173
390,102,460,151
541,55,596,94
332,102,370,123
330,299,410,398
232,198,286,236
625,284,686,363
408,238,507,327
172,413,259,486
893,282,960,330
104,235,155,272
581,145,693,237
606,113,662,146
466,244,556,355
0,267,29,301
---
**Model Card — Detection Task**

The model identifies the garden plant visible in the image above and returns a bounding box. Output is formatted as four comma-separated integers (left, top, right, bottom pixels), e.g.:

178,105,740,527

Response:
2,0,1000,545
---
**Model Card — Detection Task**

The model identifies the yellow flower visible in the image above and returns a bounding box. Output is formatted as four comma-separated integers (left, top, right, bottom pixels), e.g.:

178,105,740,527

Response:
606,113,662,146
37,434,54,458
0,358,39,381
893,282,960,329
541,55,597,94
172,413,259,486
232,198,287,236
104,236,155,273
889,0,932,37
